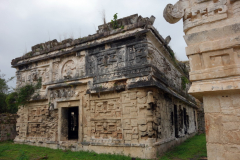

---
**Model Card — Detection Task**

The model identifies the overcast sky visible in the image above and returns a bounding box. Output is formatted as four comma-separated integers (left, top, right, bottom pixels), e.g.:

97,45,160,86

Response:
0,0,186,88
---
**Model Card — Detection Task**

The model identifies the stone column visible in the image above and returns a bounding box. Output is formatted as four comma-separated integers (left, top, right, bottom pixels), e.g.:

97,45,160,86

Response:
164,0,240,159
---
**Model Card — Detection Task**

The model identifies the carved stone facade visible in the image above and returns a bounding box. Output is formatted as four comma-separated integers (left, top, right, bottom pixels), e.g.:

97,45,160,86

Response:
12,14,198,159
164,0,240,159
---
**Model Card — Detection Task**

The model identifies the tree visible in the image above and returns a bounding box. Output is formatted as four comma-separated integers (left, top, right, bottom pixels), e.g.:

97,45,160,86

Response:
0,70,41,114
0,70,15,113
0,72,8,94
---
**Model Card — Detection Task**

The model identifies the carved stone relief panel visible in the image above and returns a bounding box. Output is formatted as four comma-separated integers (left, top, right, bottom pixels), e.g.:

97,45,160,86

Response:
61,60,76,79
90,98,121,118
86,43,150,84
122,90,152,144
38,67,50,83
90,119,122,140
31,69,38,81
117,48,126,68
16,104,58,142
149,46,183,92
52,59,60,81
27,105,58,141
122,90,144,144
202,48,234,69
184,0,228,31
127,43,148,66
76,55,85,77
55,55,86,81
17,66,50,86
50,87,78,100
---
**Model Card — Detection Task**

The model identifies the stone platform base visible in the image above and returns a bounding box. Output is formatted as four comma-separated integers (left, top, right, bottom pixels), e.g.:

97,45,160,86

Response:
14,132,197,159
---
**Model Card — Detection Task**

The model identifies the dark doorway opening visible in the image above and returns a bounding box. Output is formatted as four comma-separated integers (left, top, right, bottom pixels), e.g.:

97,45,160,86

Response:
193,110,196,129
183,108,187,134
174,105,179,138
68,107,78,140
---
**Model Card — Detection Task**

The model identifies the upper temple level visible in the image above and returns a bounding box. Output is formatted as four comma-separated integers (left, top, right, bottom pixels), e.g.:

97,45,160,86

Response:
11,14,195,106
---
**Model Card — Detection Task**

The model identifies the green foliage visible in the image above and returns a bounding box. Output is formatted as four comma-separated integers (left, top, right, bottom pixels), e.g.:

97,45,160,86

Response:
5,92,19,113
0,71,14,113
5,78,42,111
0,92,7,113
159,134,207,160
0,71,14,94
111,13,118,29
169,50,175,59
0,78,8,94
181,76,189,90
111,13,123,29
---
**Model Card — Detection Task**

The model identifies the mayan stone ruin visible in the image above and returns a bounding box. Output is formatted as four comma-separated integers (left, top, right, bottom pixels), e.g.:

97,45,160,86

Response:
164,0,240,159
11,14,200,159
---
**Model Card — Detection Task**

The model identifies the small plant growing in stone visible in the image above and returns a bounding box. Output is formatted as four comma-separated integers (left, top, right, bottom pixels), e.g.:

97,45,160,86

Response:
181,76,189,90
111,13,118,29
111,13,124,30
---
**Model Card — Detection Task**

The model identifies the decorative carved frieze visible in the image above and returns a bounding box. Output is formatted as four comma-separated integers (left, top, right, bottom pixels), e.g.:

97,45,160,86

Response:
50,87,77,99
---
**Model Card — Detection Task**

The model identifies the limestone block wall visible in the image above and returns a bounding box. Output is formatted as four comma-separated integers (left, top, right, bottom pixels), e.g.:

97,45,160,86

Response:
163,0,240,159
204,93,240,159
15,102,58,143
0,113,17,141
14,87,197,159
12,14,199,159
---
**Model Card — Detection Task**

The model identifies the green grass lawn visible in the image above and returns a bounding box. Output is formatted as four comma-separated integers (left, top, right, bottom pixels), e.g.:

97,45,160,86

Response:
159,134,207,160
0,134,207,160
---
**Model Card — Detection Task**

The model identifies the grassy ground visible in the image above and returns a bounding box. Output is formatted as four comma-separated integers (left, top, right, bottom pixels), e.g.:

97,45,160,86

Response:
0,134,207,160
159,134,207,160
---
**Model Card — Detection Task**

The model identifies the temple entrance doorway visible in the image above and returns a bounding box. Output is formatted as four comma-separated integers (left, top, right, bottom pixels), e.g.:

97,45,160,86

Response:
68,107,78,140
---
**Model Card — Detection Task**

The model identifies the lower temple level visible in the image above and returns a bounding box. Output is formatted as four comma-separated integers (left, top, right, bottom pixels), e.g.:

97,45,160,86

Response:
15,87,198,159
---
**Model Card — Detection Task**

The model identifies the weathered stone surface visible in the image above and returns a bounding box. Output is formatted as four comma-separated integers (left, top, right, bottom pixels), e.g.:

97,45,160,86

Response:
12,14,199,159
0,114,17,141
164,0,240,159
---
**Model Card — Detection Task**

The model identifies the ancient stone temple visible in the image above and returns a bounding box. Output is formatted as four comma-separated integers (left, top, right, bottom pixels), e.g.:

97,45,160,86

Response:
164,0,240,159
12,14,198,159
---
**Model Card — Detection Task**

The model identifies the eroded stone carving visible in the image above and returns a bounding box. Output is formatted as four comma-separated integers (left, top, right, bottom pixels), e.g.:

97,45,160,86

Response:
62,60,76,79
50,88,76,99
163,1,189,24
164,0,229,32
12,13,199,160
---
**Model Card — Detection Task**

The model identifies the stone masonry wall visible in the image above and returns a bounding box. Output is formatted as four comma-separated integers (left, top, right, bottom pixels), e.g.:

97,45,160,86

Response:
163,0,240,159
12,14,198,159
14,87,197,158
0,113,17,141
204,93,240,159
